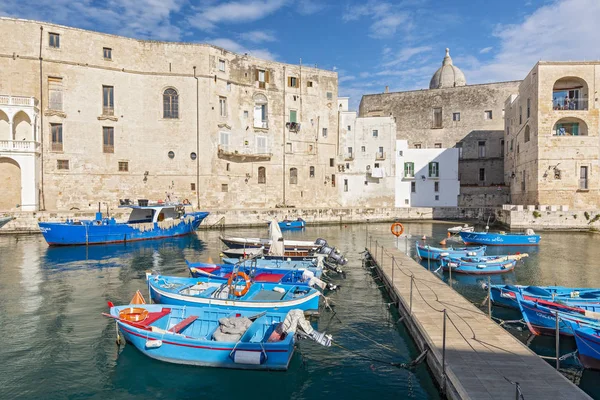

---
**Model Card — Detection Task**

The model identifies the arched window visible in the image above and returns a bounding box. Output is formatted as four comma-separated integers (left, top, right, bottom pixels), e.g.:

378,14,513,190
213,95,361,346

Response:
524,125,530,142
254,93,268,129
258,166,266,184
290,168,298,184
309,166,315,178
163,88,179,119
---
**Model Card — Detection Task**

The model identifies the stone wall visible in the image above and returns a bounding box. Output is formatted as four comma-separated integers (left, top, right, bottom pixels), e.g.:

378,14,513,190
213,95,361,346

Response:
458,186,510,207
498,205,600,230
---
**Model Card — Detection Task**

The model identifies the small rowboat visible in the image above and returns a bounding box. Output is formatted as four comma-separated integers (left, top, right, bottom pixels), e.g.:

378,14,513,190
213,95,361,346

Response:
488,284,600,310
574,326,600,370
273,218,305,230
220,236,324,251
415,243,486,260
220,258,323,277
147,274,322,313
440,256,517,275
222,247,313,260
105,304,295,370
447,224,474,234
459,229,540,246
186,260,319,284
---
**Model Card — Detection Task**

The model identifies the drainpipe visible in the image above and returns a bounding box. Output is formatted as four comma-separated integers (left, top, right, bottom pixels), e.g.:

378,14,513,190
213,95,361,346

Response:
193,66,199,209
39,26,46,211
282,66,286,206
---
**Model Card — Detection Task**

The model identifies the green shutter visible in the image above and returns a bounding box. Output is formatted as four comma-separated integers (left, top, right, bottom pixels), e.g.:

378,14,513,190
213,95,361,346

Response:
434,162,439,177
404,162,408,176
290,110,297,123
573,123,579,136
428,162,432,177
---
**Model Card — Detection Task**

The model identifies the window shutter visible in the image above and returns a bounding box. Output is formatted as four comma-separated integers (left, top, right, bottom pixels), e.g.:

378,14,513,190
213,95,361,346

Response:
265,70,270,83
573,124,579,136
428,163,433,176
254,69,259,81
404,163,408,176
296,78,300,88
287,76,291,87
435,162,439,177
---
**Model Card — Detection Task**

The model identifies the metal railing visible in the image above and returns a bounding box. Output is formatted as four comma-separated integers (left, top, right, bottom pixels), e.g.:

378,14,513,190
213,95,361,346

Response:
551,98,588,111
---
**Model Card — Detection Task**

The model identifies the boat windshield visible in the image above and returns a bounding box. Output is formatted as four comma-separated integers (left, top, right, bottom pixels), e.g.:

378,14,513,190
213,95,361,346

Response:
156,207,179,222
128,208,155,223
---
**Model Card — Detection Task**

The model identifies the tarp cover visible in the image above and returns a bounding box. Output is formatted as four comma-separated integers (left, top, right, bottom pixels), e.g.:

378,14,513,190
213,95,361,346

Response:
213,316,252,342
267,218,285,256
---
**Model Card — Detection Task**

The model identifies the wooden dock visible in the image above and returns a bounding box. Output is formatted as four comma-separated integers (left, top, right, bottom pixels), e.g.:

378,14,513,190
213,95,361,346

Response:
367,238,591,400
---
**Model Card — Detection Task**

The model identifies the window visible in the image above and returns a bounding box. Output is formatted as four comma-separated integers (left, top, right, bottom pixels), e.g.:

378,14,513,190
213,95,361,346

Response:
479,168,485,182
288,76,299,88
290,168,298,184
555,123,581,136
432,107,442,128
453,112,460,121
519,106,522,125
414,143,422,149
484,110,493,120
191,183,196,191
434,143,442,148
521,171,526,192
326,92,332,100
219,97,227,117
322,128,328,138
524,126,530,142
429,162,439,178
256,69,269,88
510,139,514,152
256,136,268,154
103,47,112,60
501,140,505,157
163,88,179,119
219,131,230,151
361,146,366,152
168,151,175,159
221,184,228,192
190,152,197,160
347,125,351,131
344,179,348,192
329,158,334,167
456,143,463,159
580,166,589,190
374,163,380,168
526,98,531,118
411,182,416,193
57,160,69,170
307,81,313,87
289,110,297,123
49,33,60,48
258,166,266,184
286,142,293,153
244,110,249,118
226,163,230,171
478,141,486,158
118,161,128,172
48,77,63,111
331,174,335,187
219,59,225,72
372,130,378,138
347,146,353,157
404,162,414,178
227,82,231,92
435,195,439,201
254,94,268,128
377,146,384,159
434,182,439,192
102,85,114,115
48,123,63,152
103,127,114,153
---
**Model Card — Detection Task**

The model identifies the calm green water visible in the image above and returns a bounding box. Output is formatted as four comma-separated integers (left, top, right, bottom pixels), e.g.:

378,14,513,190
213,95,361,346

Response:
0,224,441,400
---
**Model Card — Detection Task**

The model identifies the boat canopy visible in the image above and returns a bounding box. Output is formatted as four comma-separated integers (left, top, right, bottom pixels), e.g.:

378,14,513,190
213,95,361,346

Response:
126,205,182,223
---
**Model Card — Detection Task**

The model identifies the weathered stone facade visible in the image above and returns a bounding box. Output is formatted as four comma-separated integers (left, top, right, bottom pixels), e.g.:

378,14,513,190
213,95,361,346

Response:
504,62,600,209
0,18,340,211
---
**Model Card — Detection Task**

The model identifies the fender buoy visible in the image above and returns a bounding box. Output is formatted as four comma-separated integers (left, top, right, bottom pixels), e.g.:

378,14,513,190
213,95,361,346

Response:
390,222,404,237
227,271,252,297
182,199,191,205
119,307,149,322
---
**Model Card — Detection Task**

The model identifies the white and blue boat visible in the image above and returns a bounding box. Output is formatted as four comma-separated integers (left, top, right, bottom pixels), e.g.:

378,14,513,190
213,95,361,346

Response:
573,326,600,370
106,304,295,370
488,284,600,309
221,257,324,277
440,256,517,275
38,203,208,246
147,274,322,313
415,243,486,260
459,229,540,246
274,218,306,230
186,260,315,285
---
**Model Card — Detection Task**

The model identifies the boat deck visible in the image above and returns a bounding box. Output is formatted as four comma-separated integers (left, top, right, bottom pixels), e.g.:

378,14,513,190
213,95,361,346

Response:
367,237,590,400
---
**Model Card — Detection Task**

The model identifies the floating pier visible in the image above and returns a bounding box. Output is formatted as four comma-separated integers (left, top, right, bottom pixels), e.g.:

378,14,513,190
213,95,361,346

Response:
366,236,591,400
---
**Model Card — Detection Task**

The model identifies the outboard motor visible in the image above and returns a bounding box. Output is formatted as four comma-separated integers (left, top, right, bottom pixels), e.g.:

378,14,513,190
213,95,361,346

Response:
328,251,347,265
315,238,328,247
318,246,335,256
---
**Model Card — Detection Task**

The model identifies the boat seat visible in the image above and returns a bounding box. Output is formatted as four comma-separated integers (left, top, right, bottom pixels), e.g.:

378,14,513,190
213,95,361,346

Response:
254,273,285,283
251,290,285,301
137,308,171,327
169,316,198,333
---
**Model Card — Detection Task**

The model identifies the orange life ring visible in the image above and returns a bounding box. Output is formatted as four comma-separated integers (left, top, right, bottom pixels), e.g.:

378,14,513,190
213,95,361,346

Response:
119,307,149,322
391,222,404,237
182,199,191,205
227,271,252,297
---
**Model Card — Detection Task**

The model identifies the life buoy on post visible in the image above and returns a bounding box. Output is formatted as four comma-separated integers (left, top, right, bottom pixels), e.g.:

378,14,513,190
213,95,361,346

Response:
227,271,252,297
182,199,191,205
391,222,404,237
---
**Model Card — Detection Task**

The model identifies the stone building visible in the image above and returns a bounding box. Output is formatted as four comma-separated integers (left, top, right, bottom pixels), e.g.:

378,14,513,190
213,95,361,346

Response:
358,49,519,205
0,18,340,211
504,62,600,208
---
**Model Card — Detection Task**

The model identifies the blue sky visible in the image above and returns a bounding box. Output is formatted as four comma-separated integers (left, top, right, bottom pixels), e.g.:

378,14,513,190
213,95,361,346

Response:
2,0,600,109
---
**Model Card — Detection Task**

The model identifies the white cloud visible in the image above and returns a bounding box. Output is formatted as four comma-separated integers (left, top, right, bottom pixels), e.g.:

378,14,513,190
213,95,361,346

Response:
339,75,356,83
189,0,288,31
479,46,493,54
240,30,277,43
383,45,432,67
342,1,410,39
207,37,277,60
466,0,600,83
296,0,326,15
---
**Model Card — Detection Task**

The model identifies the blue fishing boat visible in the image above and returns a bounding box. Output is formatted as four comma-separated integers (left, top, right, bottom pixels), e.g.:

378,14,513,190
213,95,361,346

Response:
147,274,322,313
105,304,295,370
186,260,316,285
222,257,323,276
440,256,517,275
459,229,540,246
573,326,600,370
488,284,600,309
415,243,486,260
39,203,208,246
273,218,306,230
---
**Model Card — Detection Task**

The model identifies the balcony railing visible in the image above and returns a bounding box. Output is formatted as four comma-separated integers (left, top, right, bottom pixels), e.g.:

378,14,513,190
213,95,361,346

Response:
376,152,386,160
0,140,40,153
0,95,38,107
344,153,354,161
218,145,272,162
103,144,114,153
103,106,114,116
552,98,588,111
51,142,63,152
254,120,268,129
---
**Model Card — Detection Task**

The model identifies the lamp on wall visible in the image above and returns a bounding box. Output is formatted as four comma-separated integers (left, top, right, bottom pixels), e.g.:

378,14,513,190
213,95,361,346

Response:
143,171,149,182
421,175,426,181
510,172,516,179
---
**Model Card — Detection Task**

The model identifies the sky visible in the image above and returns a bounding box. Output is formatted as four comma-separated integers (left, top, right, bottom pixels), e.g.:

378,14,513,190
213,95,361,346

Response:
2,0,600,109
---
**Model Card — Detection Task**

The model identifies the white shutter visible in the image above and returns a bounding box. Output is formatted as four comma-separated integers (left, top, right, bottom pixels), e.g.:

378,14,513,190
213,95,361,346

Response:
256,136,267,154
219,132,229,151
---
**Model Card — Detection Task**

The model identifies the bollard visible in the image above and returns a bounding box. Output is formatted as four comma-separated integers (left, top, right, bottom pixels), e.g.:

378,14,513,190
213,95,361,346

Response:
488,275,492,318
409,275,414,314
392,256,395,283
555,311,560,370
405,235,409,256
442,309,447,392
448,261,452,284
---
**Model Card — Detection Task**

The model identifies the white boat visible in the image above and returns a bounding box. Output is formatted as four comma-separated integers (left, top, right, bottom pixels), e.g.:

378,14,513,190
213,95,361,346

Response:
448,224,474,234
0,216,14,229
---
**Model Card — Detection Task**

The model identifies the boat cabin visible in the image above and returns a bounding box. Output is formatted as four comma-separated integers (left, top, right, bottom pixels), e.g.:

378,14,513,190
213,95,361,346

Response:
125,205,185,224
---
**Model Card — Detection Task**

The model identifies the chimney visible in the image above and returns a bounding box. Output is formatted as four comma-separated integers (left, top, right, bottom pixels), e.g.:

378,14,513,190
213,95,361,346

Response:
384,86,389,93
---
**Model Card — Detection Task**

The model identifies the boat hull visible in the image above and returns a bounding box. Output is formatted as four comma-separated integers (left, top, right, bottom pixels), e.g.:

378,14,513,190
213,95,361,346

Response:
490,285,600,310
574,328,600,370
440,258,516,275
220,236,318,251
39,212,209,246
415,243,486,260
277,220,305,230
517,298,600,336
459,231,540,246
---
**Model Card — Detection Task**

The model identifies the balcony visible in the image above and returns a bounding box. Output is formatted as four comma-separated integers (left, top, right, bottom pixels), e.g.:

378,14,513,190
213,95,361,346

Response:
218,145,271,162
0,95,38,107
344,153,354,161
551,98,588,111
286,122,301,132
102,106,114,116
375,151,386,160
0,140,40,153
253,120,268,130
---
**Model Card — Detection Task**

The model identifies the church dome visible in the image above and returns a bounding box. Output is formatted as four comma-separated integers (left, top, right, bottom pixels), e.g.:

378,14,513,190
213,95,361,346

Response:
429,48,466,89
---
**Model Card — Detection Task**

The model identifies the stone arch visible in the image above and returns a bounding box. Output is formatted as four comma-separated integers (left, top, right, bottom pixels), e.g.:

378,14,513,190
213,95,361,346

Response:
0,110,9,140
553,117,588,136
13,111,32,141
0,157,21,211
552,76,589,110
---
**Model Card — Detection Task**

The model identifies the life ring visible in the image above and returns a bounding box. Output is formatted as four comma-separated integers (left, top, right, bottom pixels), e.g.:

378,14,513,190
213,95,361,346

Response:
182,199,191,205
227,271,252,297
119,307,149,322
391,222,404,237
